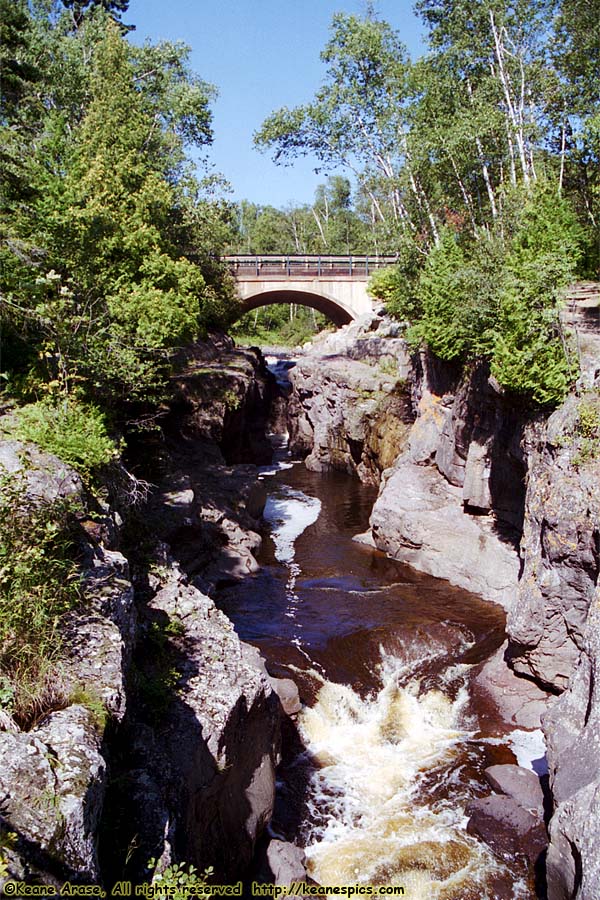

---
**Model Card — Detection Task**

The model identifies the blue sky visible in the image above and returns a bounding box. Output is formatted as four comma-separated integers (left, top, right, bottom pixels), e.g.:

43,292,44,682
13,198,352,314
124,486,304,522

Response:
126,1,426,208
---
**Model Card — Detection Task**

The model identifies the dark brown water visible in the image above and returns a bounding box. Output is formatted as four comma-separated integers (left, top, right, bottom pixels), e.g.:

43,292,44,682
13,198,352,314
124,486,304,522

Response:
219,463,535,898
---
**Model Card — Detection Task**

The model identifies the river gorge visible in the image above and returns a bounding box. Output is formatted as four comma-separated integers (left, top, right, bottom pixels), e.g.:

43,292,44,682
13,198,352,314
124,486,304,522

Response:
1,315,599,899
221,453,533,898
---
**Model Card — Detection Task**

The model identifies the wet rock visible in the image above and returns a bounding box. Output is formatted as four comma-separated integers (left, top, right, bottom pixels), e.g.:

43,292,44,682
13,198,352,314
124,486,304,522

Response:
370,459,520,608
485,764,544,815
472,641,553,732
269,677,302,716
264,839,307,886
543,591,600,900
466,795,547,864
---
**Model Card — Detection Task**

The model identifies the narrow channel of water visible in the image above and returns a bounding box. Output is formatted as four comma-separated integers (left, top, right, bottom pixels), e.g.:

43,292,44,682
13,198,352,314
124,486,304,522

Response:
219,459,535,898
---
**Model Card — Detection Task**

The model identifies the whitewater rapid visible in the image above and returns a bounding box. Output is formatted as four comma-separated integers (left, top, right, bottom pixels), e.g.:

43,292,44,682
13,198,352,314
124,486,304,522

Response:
253,465,531,898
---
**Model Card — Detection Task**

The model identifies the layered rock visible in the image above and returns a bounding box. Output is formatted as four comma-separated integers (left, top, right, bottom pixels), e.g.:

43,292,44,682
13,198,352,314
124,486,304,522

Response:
287,315,414,484
165,336,278,465
102,567,280,881
0,442,136,886
543,590,600,900
0,339,284,889
289,321,527,605
370,460,520,608
366,356,526,607
506,400,600,691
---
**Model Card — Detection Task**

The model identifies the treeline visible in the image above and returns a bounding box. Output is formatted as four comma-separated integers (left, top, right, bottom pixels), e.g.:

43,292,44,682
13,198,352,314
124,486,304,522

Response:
255,1,599,405
229,176,390,256
0,0,239,430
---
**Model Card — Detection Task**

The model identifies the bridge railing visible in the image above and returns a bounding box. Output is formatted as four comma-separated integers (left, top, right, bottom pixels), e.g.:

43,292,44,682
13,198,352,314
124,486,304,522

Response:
224,255,398,278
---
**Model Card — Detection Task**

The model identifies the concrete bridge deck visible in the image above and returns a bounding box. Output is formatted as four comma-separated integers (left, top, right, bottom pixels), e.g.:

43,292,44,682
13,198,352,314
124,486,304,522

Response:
225,255,397,325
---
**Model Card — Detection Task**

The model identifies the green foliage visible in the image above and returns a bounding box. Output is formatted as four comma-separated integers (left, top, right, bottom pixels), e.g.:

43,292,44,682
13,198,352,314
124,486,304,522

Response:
0,478,80,726
0,830,17,880
490,185,581,405
230,176,378,256
69,686,110,730
409,228,467,360
372,183,583,406
571,395,600,464
148,860,214,900
1,6,237,418
255,12,414,237
5,400,119,481
133,619,182,720
577,399,600,440
232,304,330,348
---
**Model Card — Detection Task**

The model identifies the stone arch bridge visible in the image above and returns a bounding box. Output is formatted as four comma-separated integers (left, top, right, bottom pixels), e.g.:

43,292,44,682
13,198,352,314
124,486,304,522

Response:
225,255,397,326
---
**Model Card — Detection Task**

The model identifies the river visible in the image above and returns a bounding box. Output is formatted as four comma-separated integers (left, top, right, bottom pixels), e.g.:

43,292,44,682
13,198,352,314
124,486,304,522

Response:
218,450,538,898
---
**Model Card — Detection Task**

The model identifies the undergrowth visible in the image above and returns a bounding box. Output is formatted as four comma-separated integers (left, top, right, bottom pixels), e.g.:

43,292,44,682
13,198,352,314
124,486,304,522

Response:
2,399,120,482
0,476,81,726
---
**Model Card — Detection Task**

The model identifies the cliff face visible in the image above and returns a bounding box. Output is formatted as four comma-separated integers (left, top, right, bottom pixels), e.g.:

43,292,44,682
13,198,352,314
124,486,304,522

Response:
369,358,525,608
0,339,283,889
289,319,526,607
543,590,600,900
287,316,414,484
506,400,600,691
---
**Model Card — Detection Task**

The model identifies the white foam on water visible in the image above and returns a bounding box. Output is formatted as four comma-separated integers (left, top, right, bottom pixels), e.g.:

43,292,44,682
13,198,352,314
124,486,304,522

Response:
259,461,295,478
298,649,516,897
263,487,321,565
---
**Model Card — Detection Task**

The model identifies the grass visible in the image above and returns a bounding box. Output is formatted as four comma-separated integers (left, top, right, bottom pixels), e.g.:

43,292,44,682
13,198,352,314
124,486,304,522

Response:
0,475,81,727
572,394,600,466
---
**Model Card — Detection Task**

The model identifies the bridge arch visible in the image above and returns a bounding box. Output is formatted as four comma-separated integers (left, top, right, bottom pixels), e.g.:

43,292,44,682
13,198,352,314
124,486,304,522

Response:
238,287,354,327
226,255,397,326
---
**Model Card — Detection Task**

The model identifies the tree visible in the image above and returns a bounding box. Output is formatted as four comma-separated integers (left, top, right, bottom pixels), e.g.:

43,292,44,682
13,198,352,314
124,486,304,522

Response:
255,13,430,241
409,228,467,360
491,184,582,404
1,9,238,412
60,0,132,30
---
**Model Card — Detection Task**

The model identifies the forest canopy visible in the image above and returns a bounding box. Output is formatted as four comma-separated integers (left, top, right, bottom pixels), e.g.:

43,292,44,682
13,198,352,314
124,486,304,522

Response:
0,0,240,422
252,0,599,404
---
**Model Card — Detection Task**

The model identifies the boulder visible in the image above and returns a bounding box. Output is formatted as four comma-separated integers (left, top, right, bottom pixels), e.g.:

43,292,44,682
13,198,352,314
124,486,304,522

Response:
265,840,307,886
466,795,547,864
0,706,106,886
471,641,553,732
484,764,544,815
0,439,83,506
269,677,302,716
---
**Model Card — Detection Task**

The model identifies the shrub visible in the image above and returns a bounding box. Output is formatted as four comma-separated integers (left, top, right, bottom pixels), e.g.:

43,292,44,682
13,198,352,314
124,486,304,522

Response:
409,228,467,360
369,265,420,322
0,478,80,726
148,861,214,900
5,399,119,481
